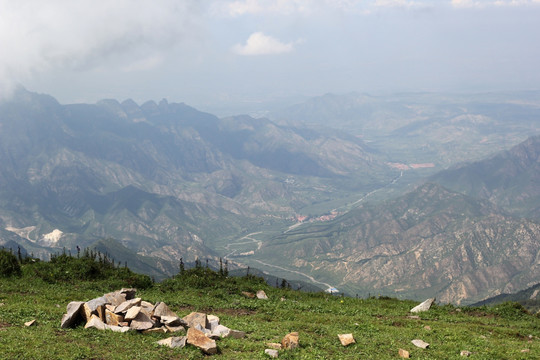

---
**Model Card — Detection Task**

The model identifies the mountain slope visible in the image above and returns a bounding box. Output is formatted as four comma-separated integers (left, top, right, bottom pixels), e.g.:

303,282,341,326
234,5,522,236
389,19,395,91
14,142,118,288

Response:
0,89,393,266
257,183,540,304
430,135,540,218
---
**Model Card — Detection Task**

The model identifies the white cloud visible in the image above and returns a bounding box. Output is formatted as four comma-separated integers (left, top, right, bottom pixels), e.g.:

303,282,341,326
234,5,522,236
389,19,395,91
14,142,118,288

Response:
0,0,201,99
214,0,311,16
451,0,540,8
121,55,164,72
232,32,296,55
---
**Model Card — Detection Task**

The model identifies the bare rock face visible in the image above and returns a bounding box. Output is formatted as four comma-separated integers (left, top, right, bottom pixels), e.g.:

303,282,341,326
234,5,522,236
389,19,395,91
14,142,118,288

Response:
157,336,187,349
281,332,299,350
410,298,435,313
187,327,218,355
60,301,85,328
338,333,355,346
182,312,208,329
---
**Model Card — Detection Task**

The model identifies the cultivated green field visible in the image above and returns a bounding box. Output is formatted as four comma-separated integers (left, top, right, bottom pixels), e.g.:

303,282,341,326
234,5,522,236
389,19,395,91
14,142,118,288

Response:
1,251,540,359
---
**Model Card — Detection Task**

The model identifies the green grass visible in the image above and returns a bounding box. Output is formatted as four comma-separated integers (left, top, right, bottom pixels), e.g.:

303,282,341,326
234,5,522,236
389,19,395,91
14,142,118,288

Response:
1,261,540,359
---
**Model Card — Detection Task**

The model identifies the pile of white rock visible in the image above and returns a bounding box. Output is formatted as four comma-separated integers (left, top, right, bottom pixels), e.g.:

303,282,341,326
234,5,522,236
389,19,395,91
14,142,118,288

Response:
60,288,245,355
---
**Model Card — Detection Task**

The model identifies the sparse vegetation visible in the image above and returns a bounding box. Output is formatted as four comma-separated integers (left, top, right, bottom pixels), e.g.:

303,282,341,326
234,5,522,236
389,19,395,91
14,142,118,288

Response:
1,256,540,359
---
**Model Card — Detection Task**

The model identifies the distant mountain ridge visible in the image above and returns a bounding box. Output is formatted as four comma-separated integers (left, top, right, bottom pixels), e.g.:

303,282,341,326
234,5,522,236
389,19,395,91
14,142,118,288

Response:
0,88,392,269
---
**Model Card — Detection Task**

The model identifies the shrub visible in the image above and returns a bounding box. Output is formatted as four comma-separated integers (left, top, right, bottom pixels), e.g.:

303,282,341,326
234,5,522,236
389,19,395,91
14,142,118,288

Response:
0,248,21,277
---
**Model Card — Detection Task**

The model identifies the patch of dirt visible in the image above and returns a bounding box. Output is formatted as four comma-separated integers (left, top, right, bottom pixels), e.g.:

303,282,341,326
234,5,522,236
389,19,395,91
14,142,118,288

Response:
0,322,12,330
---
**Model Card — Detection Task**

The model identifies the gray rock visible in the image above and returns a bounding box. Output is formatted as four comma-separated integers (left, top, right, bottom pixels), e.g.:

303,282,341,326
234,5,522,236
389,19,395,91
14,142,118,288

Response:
165,325,186,333
410,298,435,313
119,288,137,300
103,291,127,307
265,349,279,358
194,323,212,336
411,339,430,349
60,301,85,328
108,325,131,333
124,306,141,321
211,324,231,338
182,312,208,329
130,311,154,331
114,297,141,314
157,336,187,349
153,302,177,318
160,315,184,326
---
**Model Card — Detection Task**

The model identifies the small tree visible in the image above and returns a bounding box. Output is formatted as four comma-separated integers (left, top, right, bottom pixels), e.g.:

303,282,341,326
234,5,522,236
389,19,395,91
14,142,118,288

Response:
0,248,22,277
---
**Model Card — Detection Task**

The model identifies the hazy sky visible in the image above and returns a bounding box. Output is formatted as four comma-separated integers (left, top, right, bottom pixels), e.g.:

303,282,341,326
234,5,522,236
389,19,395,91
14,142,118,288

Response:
1,0,539,110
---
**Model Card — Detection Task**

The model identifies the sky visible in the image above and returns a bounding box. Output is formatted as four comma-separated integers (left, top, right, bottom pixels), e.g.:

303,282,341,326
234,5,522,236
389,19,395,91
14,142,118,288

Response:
1,0,540,113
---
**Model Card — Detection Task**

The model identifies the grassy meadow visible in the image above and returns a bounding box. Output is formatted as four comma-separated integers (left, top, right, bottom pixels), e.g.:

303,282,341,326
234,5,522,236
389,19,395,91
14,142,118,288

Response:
1,250,540,359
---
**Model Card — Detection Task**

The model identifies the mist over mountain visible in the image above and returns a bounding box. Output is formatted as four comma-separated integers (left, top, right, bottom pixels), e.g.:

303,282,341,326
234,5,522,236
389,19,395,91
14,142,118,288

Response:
0,89,392,267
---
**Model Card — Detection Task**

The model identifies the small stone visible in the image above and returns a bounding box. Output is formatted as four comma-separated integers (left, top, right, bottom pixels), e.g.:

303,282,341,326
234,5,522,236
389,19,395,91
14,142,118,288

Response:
424,325,431,330
411,339,429,349
182,312,208,329
460,350,472,357
410,298,435,313
456,308,462,312
257,290,269,300
267,343,282,350
24,320,36,327
399,348,410,358
521,349,530,353
211,324,231,338
280,297,286,302
265,349,279,358
153,302,177,318
84,315,107,331
130,311,154,331
338,333,355,346
61,301,85,329
187,327,218,355
407,315,420,320
480,335,487,339
114,298,141,314
242,291,255,298
124,306,141,321
282,332,299,350
229,329,246,339
157,336,187,349
165,325,186,333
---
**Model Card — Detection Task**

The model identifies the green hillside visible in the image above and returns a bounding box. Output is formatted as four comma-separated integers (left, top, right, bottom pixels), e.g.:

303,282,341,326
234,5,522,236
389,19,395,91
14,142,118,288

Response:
1,250,540,359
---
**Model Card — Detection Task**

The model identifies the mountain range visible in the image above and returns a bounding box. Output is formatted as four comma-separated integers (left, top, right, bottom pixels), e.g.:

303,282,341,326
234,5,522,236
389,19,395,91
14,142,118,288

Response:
1,88,540,304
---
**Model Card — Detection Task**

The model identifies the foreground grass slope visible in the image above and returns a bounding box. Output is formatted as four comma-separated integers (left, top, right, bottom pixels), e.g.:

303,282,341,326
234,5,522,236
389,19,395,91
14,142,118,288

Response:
1,252,540,359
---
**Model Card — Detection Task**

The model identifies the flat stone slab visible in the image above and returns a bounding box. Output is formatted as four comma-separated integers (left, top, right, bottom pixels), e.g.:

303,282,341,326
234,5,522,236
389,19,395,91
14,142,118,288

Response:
61,301,84,328
85,315,107,331
187,327,217,355
114,298,141,314
410,298,435,313
153,302,177,318
130,311,154,331
411,339,430,349
124,306,141,321
157,336,187,349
